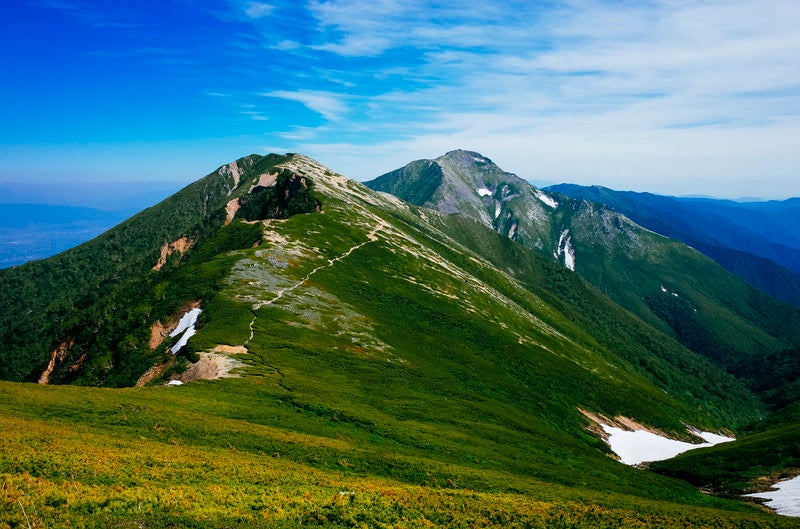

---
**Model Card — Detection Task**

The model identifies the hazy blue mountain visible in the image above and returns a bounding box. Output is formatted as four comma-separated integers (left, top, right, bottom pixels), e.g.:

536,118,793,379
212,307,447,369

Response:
545,184,800,306
0,203,128,268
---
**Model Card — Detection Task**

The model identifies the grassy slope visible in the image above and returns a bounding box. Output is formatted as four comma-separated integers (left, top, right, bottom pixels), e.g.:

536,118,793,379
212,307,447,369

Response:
368,159,800,380
556,201,800,371
0,156,794,526
651,421,800,496
422,213,762,428
1,380,790,529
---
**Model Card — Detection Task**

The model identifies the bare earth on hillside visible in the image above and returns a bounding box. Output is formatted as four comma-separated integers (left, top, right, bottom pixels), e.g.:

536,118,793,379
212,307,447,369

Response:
173,350,246,384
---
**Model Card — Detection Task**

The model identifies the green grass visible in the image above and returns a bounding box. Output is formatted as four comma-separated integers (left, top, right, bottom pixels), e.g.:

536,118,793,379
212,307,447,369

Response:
2,378,793,528
1,155,798,527
651,422,800,495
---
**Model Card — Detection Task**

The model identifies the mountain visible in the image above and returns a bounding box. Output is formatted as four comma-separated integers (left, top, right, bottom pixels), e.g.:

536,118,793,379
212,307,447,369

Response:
1,153,798,527
0,203,129,268
545,184,800,306
366,150,800,378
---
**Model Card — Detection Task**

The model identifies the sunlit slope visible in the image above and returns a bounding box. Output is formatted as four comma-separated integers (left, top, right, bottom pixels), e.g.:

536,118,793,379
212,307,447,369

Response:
214,155,760,429
367,150,800,377
651,420,800,496
546,183,800,307
0,153,790,527
0,152,763,428
2,380,788,529
550,198,800,372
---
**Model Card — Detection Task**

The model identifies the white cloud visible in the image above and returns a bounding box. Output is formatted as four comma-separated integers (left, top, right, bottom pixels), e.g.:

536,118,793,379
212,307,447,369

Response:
244,2,274,18
238,0,800,198
261,90,349,122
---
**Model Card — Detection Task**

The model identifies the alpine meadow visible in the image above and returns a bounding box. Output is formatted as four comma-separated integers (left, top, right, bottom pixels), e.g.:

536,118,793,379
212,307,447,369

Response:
1,151,800,528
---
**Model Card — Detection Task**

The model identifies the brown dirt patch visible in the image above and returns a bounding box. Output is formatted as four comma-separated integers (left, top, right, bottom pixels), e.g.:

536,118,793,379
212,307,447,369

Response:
225,198,241,225
172,352,245,384
152,236,194,271
38,339,74,385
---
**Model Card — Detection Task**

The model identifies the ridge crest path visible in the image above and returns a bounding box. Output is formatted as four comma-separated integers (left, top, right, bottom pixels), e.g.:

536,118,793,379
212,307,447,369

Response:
245,219,387,344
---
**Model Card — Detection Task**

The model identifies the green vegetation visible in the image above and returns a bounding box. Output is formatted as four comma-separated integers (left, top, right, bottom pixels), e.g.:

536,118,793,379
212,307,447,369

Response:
366,159,444,207
424,213,763,429
651,422,800,496
1,153,799,526
553,199,800,375
735,345,800,412
1,378,793,529
237,168,321,220
0,154,292,385
366,151,800,399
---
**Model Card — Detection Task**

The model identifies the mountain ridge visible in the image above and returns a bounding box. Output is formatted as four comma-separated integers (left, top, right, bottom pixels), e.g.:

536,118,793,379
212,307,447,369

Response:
545,183,800,306
365,151,800,379
1,151,798,527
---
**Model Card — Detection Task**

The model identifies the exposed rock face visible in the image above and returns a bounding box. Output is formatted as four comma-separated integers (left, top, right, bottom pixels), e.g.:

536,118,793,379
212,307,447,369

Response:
38,339,74,385
236,169,320,221
135,363,165,387
152,236,194,271
170,351,245,384
250,172,277,191
225,198,241,225
149,321,169,350
219,160,245,193
365,149,558,258
148,301,202,351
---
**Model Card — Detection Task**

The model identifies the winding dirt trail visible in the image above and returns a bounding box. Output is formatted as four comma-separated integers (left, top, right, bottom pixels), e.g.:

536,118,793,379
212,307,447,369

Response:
245,219,387,344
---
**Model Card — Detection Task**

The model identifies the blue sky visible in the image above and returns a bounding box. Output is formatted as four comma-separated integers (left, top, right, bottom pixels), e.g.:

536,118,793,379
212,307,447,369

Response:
2,0,799,204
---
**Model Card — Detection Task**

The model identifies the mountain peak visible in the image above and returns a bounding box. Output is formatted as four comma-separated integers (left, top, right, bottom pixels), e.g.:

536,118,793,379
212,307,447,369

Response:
366,150,549,235
437,149,495,167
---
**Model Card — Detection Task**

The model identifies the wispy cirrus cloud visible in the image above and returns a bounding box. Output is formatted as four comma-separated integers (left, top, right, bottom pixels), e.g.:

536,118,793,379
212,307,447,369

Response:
12,0,800,198
260,90,350,122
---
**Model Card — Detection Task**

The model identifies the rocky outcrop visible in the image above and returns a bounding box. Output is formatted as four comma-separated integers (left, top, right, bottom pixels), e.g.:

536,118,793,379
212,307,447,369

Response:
152,236,194,271
38,339,74,385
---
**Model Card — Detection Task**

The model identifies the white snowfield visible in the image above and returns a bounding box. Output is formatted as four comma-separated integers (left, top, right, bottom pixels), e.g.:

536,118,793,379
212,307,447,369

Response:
535,189,558,209
555,229,576,271
170,307,202,354
601,424,734,466
477,187,493,197
745,476,800,517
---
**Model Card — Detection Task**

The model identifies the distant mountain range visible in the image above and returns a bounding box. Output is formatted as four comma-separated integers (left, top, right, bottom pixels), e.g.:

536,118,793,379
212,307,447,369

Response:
1,151,799,526
366,150,800,375
545,184,800,306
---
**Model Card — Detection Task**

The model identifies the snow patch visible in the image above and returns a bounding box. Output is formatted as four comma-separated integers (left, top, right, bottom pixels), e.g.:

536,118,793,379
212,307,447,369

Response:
745,475,800,517
477,187,493,197
495,202,501,219
167,380,184,386
170,308,202,337
555,229,576,271
170,307,202,354
535,189,558,208
601,424,734,466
